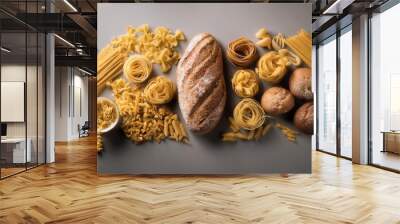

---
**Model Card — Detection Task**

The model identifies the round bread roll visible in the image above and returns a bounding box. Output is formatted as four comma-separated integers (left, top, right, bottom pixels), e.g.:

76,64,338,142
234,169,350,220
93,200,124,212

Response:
289,68,313,100
294,102,314,134
261,87,295,115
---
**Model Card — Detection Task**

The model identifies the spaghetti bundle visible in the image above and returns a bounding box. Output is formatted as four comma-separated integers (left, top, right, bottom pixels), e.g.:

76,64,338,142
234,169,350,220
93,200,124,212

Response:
285,29,312,67
233,98,265,130
144,76,176,104
123,55,152,84
227,37,258,67
231,69,259,98
97,45,127,95
256,51,288,84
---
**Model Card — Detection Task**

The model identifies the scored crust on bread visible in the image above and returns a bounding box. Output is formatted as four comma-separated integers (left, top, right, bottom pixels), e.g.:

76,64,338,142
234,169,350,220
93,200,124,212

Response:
177,33,226,134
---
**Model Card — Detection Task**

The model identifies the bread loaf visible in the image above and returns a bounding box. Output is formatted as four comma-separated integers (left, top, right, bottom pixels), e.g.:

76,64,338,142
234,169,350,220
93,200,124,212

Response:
289,68,313,100
261,87,295,116
177,33,226,134
294,102,314,134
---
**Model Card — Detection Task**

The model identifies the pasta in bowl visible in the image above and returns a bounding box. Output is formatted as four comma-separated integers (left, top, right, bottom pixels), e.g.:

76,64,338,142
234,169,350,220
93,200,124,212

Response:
97,97,120,134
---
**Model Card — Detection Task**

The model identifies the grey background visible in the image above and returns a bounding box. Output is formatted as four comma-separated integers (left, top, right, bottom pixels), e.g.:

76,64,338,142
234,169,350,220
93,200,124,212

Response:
98,3,312,174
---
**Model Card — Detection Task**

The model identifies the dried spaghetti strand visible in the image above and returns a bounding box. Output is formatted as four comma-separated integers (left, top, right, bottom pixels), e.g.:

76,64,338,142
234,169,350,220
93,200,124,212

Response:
144,76,176,104
231,69,259,98
233,98,265,130
123,55,152,84
227,37,258,68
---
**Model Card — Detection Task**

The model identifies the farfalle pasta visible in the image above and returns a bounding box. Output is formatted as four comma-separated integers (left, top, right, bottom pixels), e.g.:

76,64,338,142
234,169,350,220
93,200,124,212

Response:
256,51,289,84
231,69,259,98
144,76,176,105
111,24,185,73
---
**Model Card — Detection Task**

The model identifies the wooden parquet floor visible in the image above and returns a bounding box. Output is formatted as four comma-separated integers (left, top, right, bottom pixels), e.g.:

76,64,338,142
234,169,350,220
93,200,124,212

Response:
1,136,400,224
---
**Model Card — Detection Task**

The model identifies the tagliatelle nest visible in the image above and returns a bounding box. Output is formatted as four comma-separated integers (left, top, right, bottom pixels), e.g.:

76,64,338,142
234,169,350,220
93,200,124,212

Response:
144,76,176,105
231,69,259,98
256,51,289,84
123,55,152,84
108,79,187,144
226,37,258,67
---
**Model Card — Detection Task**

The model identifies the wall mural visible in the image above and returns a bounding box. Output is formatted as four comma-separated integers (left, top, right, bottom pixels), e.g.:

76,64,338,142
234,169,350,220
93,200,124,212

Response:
97,3,313,174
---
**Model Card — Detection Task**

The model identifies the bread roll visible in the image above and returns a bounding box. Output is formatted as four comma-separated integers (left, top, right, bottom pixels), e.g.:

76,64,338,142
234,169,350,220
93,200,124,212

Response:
294,102,314,134
261,87,294,115
289,68,313,100
177,33,226,134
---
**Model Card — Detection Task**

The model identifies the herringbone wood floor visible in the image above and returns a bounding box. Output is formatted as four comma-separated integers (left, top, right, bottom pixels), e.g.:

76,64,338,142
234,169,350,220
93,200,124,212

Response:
0,136,400,224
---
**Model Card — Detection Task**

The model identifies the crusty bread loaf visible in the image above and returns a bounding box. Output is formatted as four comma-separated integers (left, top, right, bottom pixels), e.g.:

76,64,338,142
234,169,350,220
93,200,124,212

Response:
177,33,226,134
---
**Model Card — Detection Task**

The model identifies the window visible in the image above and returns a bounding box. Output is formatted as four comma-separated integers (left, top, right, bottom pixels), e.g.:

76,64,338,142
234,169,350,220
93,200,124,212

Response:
317,36,337,154
370,2,400,171
339,28,352,158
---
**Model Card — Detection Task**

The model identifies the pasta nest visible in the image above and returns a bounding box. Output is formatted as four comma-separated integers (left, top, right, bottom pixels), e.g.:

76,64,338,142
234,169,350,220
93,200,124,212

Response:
123,55,152,84
256,51,288,84
144,76,176,105
233,98,266,130
231,69,259,98
226,37,258,67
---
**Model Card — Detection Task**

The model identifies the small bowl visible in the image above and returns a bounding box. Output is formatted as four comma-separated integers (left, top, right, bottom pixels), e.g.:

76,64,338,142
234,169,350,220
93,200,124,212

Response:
97,97,120,134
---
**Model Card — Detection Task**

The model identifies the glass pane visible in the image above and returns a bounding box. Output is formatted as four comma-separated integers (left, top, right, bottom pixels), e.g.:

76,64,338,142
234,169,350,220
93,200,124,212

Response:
38,33,45,165
371,3,400,171
317,37,337,154
1,31,27,177
27,31,38,169
339,29,352,158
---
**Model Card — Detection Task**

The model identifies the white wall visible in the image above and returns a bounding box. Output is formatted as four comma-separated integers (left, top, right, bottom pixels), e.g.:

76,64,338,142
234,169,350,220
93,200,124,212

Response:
54,67,89,141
